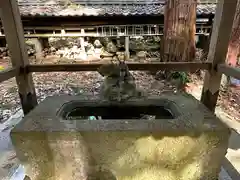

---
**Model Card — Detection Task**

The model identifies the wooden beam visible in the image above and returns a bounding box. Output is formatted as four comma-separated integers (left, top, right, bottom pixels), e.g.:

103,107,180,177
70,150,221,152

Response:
27,62,212,72
0,68,18,83
0,0,38,114
14,14,212,27
0,32,211,38
218,64,240,80
201,0,238,112
17,15,165,27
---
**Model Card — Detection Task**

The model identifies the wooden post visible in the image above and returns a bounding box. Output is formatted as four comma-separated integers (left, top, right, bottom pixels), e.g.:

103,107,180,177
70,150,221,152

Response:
125,36,130,60
0,38,6,47
0,0,38,114
41,38,50,49
201,0,238,111
31,38,43,59
80,29,85,51
117,36,121,47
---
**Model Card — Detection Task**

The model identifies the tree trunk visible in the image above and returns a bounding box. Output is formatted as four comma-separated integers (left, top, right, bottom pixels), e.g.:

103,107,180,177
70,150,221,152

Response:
223,1,240,87
227,3,240,67
162,0,196,62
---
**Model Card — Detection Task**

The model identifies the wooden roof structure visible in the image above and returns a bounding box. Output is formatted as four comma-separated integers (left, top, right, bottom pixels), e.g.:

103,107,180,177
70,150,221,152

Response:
17,0,217,17
12,0,217,28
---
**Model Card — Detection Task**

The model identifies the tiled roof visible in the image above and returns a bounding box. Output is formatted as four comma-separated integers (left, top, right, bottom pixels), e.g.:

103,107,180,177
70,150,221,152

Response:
18,0,217,5
18,0,217,17
18,0,164,5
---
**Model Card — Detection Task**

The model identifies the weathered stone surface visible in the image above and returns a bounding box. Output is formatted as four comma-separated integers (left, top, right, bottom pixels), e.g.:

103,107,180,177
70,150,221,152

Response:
136,51,147,62
10,93,230,180
93,40,102,48
106,42,117,53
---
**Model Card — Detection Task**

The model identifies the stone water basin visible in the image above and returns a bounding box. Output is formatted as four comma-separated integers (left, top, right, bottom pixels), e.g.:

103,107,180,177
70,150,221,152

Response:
10,93,230,180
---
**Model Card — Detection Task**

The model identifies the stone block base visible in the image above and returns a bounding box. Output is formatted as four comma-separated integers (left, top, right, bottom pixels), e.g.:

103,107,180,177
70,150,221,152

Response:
11,94,230,180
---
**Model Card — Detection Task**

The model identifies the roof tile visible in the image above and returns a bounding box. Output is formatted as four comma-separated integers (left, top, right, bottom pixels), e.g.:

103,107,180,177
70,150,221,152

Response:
18,1,217,17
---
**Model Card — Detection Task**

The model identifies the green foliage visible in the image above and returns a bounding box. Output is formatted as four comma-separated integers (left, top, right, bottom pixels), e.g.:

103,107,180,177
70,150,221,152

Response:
169,71,190,85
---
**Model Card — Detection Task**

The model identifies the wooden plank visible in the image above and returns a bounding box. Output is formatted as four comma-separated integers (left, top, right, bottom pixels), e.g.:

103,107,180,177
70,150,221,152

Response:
218,64,240,80
0,0,38,114
27,62,212,72
0,68,18,83
201,0,238,112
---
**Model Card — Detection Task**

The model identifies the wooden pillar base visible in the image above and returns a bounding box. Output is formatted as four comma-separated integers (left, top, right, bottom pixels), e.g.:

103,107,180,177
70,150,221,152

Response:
19,91,38,114
201,90,219,112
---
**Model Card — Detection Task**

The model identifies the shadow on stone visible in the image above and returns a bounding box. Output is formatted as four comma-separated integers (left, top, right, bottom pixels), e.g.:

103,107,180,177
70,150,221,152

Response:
228,130,240,150
223,157,240,180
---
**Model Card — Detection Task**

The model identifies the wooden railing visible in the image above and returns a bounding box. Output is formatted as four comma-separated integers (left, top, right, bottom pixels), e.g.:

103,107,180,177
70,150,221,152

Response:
0,0,239,114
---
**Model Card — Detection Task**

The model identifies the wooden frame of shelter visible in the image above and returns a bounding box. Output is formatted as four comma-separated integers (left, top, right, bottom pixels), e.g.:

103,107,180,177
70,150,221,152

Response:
0,0,240,115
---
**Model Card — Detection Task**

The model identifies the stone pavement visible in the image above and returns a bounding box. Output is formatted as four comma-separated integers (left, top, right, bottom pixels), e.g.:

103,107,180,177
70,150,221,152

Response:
0,109,25,180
